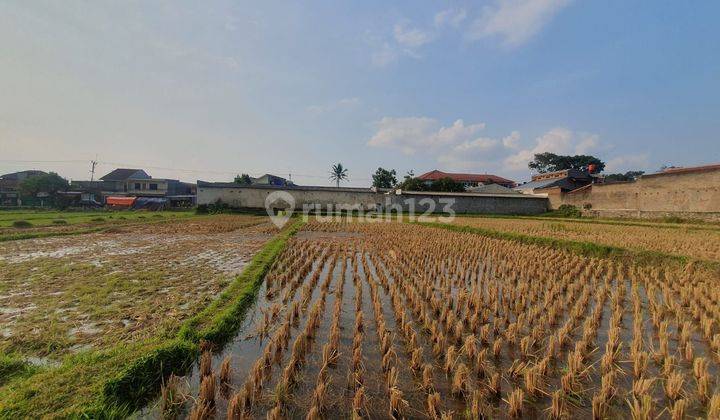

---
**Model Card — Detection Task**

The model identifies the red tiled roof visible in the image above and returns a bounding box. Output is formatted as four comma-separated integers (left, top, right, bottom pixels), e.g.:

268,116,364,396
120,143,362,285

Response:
417,170,515,185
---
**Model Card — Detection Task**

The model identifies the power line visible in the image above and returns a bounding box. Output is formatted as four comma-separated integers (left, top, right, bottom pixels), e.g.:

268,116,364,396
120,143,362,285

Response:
0,159,372,182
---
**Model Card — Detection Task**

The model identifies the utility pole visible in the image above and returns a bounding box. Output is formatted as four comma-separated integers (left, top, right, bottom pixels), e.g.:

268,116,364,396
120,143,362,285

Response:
90,159,98,181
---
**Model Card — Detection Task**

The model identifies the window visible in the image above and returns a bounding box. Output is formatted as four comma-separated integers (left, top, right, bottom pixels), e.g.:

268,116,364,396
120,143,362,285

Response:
149,183,158,190
134,183,141,190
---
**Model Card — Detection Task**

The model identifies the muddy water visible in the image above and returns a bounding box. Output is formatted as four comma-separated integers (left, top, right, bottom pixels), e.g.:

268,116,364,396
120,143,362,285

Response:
141,231,720,419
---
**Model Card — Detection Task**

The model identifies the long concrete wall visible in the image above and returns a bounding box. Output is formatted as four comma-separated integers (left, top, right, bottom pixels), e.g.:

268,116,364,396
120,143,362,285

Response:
387,192,547,215
196,182,548,215
548,166,720,221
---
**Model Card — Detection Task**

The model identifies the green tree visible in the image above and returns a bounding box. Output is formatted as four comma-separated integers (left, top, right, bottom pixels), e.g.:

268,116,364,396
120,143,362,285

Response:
234,173,252,184
428,177,465,192
18,172,69,199
329,163,349,187
528,152,606,173
372,167,398,189
397,176,426,192
604,171,644,182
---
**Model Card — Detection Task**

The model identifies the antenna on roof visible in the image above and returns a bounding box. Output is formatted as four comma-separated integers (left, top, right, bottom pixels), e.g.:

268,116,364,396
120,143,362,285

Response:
90,157,98,181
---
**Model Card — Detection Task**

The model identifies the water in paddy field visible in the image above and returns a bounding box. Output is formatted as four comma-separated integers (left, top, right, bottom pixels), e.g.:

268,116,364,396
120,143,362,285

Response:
139,226,720,420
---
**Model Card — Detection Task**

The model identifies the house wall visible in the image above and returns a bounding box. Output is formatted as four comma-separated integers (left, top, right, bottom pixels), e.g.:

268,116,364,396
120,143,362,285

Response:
125,179,168,195
197,185,548,215
553,167,720,221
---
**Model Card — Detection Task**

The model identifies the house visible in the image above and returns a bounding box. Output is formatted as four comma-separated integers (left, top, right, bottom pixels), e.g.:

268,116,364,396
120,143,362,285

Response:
417,170,516,189
99,168,152,193
71,168,196,206
514,169,594,195
0,170,47,206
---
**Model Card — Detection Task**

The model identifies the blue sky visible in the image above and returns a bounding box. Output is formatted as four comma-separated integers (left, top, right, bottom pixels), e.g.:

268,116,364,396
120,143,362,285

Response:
1,1,718,186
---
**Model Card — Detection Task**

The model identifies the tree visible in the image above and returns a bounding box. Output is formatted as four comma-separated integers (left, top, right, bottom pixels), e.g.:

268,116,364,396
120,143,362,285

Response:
234,173,252,184
397,176,466,192
329,163,349,187
18,172,69,201
428,177,465,192
372,167,398,189
528,152,606,173
604,171,644,182
397,177,426,192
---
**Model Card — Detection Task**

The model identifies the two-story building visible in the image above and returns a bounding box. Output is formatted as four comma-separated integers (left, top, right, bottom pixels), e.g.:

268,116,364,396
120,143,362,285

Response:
70,168,196,206
0,170,47,206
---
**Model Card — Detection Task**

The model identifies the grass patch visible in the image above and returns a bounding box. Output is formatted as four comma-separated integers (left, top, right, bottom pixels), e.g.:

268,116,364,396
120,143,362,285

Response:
0,217,303,418
0,354,37,387
51,219,68,225
11,220,32,229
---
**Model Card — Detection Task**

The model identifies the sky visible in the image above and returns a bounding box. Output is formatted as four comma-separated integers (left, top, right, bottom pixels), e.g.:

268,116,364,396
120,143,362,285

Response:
1,1,719,186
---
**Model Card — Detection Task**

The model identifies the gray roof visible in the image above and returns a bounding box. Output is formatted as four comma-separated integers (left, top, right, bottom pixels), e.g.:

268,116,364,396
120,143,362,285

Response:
100,169,149,181
467,183,520,194
514,178,560,191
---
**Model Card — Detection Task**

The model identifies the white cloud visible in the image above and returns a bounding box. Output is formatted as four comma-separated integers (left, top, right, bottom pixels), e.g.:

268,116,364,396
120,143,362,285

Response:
434,9,467,28
368,117,486,155
504,127,599,170
605,154,650,173
574,133,599,154
306,97,360,115
467,0,572,48
393,21,433,48
502,131,521,149
371,43,398,67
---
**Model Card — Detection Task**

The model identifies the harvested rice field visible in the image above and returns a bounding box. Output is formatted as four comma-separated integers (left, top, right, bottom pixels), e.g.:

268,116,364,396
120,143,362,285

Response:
0,215,275,360
449,216,720,262
159,220,720,419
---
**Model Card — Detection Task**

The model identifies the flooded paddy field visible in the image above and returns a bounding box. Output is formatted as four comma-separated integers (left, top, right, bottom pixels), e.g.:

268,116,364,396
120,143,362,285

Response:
158,220,720,419
0,215,276,360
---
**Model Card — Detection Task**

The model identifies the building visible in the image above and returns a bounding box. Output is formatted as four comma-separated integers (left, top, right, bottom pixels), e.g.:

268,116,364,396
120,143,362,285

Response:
252,174,294,186
70,168,196,206
417,170,516,189
514,169,594,195
0,170,47,206
543,163,720,221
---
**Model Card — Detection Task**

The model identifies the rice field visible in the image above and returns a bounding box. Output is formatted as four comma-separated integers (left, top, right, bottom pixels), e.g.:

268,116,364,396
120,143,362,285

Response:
159,220,720,419
0,215,274,360
449,216,720,262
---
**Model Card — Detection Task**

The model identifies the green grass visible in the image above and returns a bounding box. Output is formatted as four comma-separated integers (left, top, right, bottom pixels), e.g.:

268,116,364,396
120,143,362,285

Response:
0,217,304,418
0,212,202,243
0,210,194,228
414,220,720,274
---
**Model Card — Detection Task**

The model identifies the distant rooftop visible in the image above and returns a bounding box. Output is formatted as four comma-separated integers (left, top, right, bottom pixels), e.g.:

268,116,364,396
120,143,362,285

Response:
417,170,515,186
100,168,150,181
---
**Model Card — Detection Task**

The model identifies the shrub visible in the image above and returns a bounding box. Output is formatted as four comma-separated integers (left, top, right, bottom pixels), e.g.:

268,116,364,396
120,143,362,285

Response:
555,205,582,218
12,220,33,228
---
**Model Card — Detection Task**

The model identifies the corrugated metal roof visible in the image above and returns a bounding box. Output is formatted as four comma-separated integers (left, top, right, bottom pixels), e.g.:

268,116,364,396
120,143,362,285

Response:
514,178,560,191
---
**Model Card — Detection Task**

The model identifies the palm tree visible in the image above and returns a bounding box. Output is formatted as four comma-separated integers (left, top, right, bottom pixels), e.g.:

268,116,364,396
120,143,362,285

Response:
329,163,349,187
